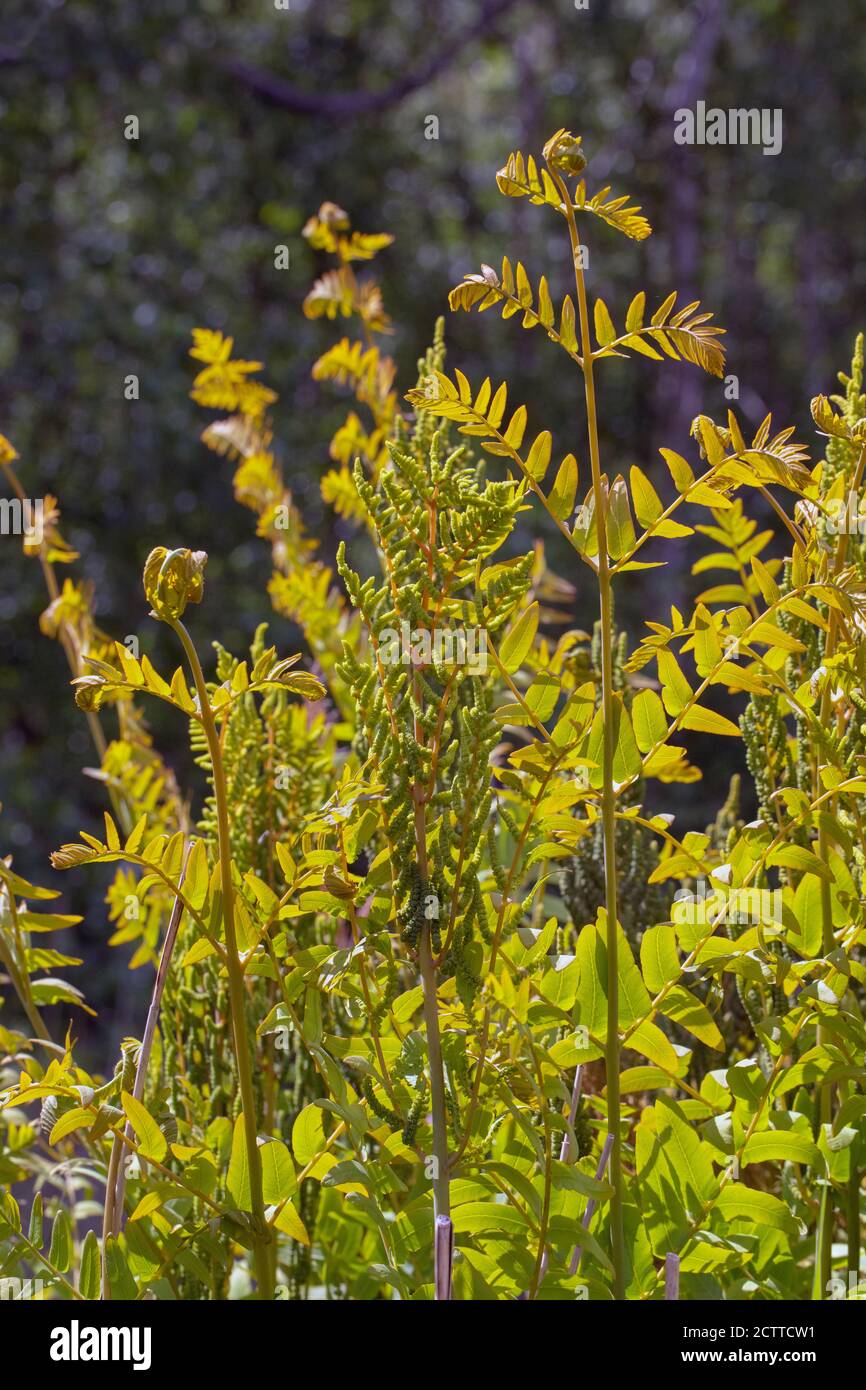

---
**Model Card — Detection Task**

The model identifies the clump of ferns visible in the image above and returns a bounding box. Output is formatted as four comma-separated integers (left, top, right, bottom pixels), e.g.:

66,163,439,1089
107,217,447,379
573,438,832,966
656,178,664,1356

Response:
328,385,542,1201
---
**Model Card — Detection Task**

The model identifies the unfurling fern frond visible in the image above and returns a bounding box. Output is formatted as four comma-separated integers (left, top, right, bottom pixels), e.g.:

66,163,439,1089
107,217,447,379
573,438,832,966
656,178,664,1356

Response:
495,143,652,241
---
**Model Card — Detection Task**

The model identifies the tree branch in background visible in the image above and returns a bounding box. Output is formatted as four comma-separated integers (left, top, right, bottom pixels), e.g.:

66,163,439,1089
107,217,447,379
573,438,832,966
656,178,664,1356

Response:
227,0,518,118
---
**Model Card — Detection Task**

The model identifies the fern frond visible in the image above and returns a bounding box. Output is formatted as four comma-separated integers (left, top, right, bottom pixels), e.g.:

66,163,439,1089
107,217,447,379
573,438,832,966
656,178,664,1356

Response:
573,180,652,242
811,393,866,444
312,339,381,392
189,328,235,365
595,291,726,377
189,329,277,417
448,257,581,363
496,149,563,207
302,203,393,263
691,501,777,608
233,452,283,512
200,414,273,462
303,267,356,321
338,231,395,263
303,270,391,333
692,412,812,491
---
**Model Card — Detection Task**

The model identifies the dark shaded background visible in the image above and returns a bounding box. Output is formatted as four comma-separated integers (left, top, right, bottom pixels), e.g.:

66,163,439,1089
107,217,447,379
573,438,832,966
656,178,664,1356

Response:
1,0,864,1052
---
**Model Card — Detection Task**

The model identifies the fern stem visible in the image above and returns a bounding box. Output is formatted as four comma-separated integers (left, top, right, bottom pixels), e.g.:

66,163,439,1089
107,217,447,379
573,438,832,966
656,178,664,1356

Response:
414,766,451,1297
172,619,274,1300
847,1166,861,1294
100,1135,123,1300
419,921,452,1292
410,488,452,1297
812,858,835,1300
550,164,625,1299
